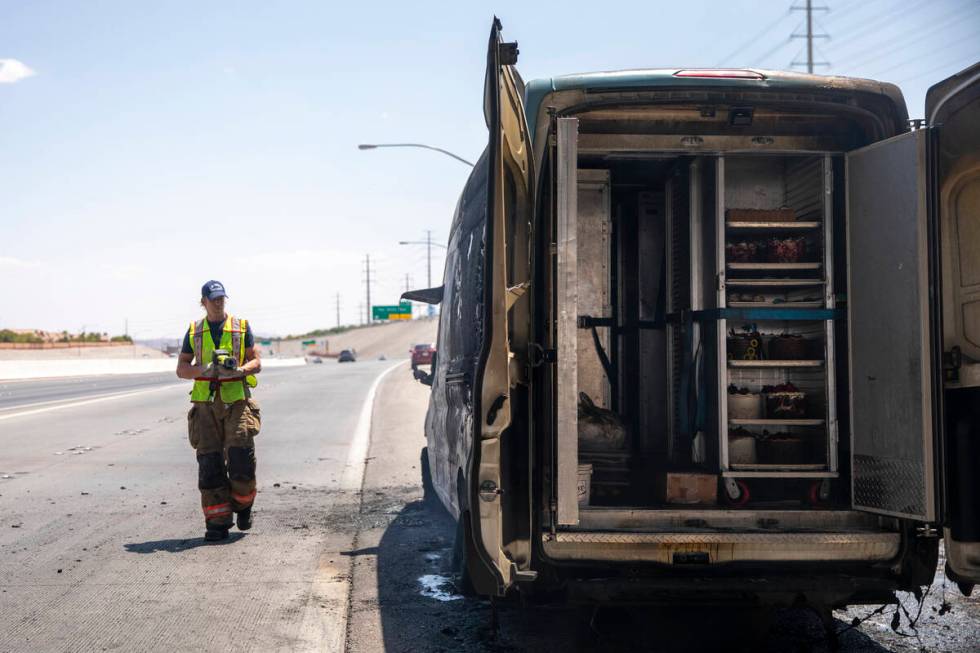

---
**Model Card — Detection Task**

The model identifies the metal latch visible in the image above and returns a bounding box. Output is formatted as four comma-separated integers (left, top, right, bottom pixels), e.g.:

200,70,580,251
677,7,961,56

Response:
479,480,503,502
498,41,519,65
528,343,556,368
916,524,939,538
944,346,962,383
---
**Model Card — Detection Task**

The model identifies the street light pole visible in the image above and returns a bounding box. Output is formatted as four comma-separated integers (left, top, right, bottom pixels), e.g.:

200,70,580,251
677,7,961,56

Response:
357,143,475,168
399,232,447,290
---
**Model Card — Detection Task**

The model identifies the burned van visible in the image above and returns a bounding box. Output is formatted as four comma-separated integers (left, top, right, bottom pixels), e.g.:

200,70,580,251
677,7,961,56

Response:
405,20,980,613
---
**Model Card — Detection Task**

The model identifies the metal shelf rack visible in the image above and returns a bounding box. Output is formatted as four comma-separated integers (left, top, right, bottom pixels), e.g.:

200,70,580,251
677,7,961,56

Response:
714,154,840,481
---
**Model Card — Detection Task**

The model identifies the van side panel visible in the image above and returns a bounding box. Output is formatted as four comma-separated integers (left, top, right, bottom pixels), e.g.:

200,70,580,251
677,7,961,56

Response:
427,152,490,518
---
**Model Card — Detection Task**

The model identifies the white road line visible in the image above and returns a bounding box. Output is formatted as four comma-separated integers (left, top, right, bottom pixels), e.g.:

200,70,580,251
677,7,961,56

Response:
339,361,407,491
0,384,184,421
0,385,166,413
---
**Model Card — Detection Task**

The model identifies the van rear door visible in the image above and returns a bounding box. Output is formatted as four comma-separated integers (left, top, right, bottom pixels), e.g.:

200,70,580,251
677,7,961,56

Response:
847,63,980,586
846,129,939,523
468,18,533,596
927,62,980,588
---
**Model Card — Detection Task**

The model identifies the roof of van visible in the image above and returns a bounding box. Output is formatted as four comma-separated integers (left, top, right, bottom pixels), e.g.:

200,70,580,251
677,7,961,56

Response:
523,68,909,140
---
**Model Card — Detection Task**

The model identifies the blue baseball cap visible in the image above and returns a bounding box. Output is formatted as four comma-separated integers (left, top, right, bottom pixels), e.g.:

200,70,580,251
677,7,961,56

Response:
201,280,228,300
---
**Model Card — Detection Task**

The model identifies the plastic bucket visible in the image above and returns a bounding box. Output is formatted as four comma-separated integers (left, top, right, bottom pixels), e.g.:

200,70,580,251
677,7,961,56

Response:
577,464,593,506
728,393,763,419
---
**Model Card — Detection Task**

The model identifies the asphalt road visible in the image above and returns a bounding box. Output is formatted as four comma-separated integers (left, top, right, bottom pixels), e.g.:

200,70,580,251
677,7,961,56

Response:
1,363,977,652
0,360,400,653
0,372,181,412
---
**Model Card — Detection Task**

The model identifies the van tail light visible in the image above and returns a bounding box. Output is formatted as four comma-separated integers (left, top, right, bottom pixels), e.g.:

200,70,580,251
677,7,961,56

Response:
674,69,765,80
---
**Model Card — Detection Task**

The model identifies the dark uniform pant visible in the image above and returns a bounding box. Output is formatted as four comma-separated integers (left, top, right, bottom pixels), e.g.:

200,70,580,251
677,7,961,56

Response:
187,399,261,529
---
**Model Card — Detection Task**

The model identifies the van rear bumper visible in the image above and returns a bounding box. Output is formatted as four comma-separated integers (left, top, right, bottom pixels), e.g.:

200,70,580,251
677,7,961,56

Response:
542,531,900,563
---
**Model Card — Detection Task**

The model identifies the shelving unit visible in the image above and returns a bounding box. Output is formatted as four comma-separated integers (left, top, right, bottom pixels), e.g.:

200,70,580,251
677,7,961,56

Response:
714,155,839,482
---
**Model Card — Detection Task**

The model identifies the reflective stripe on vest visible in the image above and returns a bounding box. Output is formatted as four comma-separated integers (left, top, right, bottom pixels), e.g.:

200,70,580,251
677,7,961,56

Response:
189,315,249,403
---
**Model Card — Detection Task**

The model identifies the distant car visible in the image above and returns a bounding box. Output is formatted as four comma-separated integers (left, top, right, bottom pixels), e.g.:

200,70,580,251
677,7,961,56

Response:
337,349,356,363
410,343,435,369
311,356,323,364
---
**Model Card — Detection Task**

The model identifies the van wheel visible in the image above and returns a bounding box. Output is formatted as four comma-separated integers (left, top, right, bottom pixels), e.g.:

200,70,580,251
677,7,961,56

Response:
451,512,477,597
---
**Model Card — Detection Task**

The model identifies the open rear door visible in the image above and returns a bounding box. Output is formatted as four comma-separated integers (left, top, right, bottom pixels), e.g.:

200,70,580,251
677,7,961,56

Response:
928,63,980,589
468,17,532,596
846,129,939,522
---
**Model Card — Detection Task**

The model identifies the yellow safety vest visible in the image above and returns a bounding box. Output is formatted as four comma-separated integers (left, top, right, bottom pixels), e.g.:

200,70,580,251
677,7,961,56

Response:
188,315,257,403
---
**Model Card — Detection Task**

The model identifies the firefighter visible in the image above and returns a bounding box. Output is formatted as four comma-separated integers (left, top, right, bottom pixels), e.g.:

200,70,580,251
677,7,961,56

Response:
176,280,262,541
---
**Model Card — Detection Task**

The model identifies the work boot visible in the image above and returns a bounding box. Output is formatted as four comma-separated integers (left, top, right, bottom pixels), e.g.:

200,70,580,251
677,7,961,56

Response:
236,507,253,531
204,526,230,542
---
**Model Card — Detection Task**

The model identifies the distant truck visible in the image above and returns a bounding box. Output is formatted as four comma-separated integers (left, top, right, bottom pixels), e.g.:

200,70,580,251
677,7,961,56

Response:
403,18,980,630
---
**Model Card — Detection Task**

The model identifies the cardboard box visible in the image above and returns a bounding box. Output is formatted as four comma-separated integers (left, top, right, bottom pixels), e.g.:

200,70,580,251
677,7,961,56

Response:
659,472,718,506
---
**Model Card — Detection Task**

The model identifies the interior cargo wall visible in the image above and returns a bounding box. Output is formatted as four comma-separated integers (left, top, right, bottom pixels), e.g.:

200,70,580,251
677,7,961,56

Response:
637,191,668,462
577,170,613,408
666,165,691,463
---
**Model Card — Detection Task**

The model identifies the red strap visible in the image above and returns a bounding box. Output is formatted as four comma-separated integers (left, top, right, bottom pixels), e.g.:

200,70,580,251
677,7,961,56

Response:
203,503,232,516
232,490,256,504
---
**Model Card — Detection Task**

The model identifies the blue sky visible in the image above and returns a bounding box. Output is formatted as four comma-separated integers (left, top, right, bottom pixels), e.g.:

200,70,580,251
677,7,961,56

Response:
1,0,977,338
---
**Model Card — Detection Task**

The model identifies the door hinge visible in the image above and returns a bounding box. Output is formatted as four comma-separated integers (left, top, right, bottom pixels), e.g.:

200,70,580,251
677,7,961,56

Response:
479,479,503,502
528,343,557,368
944,346,962,383
511,564,538,583
498,41,519,66
716,271,726,292
916,524,940,538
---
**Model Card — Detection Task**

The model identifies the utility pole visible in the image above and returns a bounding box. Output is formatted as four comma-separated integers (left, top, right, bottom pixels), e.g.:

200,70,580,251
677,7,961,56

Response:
425,229,432,289
334,293,341,328
404,273,412,293
363,255,374,324
791,0,829,73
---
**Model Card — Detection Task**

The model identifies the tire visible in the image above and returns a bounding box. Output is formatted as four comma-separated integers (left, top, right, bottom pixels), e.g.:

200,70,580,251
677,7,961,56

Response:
451,511,478,597
420,447,434,503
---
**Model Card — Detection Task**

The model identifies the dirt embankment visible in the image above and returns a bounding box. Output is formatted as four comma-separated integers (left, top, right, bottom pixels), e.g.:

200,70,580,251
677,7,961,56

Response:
270,319,438,361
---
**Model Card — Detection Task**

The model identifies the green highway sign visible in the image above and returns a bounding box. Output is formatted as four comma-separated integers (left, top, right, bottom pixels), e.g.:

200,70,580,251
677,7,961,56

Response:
302,340,316,346
372,302,412,320
259,340,272,346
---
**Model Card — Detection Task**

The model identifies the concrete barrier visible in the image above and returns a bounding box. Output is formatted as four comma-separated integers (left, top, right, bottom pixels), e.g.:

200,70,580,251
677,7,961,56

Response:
0,357,307,381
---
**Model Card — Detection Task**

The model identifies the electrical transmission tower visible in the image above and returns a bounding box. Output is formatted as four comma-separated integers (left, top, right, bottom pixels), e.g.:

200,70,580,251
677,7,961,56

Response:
791,0,830,73
334,293,341,328
362,255,376,324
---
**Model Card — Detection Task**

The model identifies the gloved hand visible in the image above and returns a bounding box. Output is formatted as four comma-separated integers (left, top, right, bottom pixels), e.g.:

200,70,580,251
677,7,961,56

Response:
216,362,244,379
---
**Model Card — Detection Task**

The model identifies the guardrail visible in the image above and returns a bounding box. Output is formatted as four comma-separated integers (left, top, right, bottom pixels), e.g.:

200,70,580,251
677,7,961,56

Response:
0,342,132,350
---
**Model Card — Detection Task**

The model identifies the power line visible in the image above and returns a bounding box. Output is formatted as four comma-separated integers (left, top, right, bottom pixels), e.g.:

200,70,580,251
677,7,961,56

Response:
715,4,795,66
751,30,797,66
891,51,980,84
868,31,980,79
820,0,887,27
844,4,980,71
831,0,932,45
